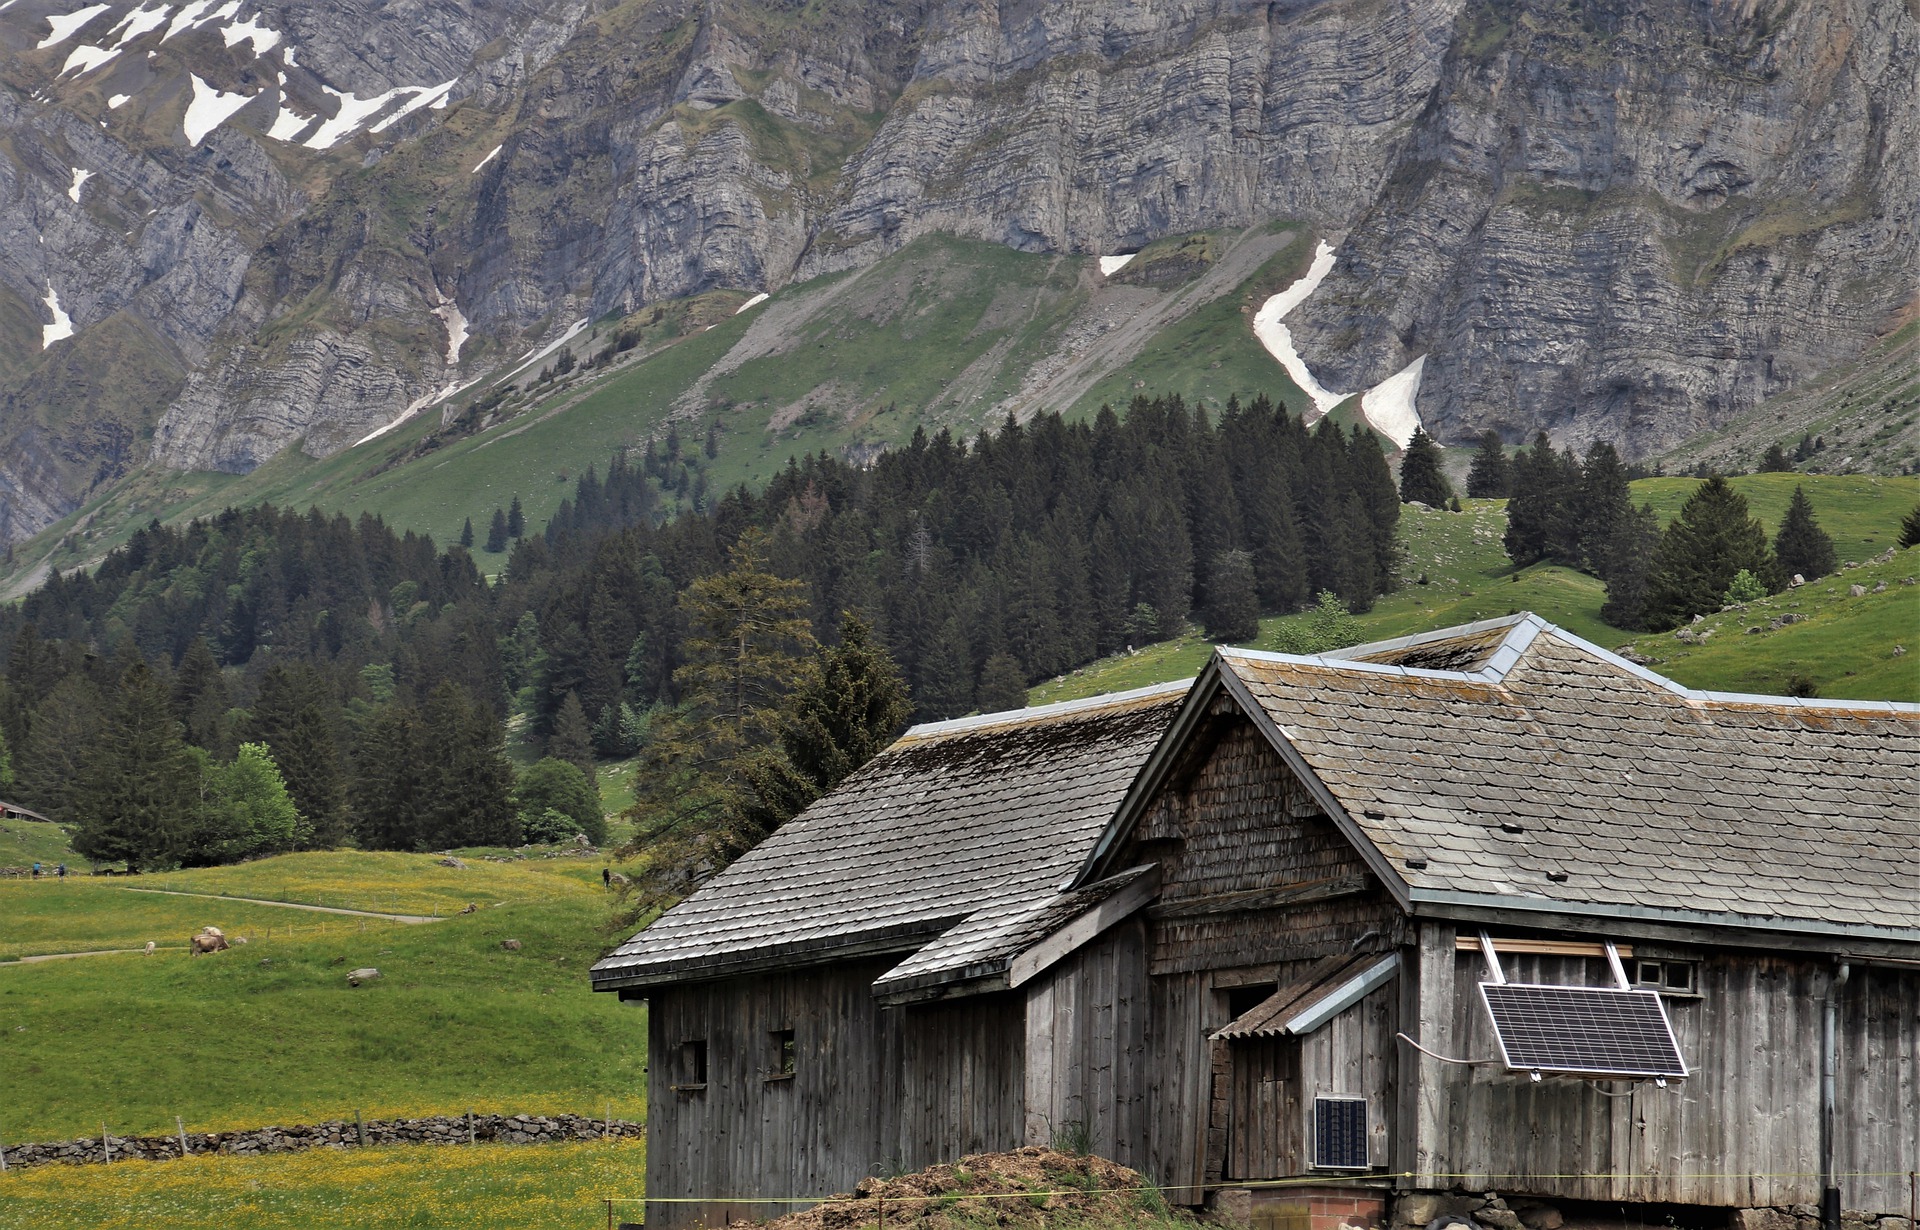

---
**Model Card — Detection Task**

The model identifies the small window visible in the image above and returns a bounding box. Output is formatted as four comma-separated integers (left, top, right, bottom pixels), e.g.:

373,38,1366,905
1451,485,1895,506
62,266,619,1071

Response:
1226,983,1277,1020
768,1029,796,1080
680,1039,708,1089
1634,960,1696,994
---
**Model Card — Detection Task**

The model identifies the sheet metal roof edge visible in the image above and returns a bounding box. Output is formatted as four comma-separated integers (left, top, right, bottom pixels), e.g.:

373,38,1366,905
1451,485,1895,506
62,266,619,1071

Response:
1407,888,1920,949
1319,612,1541,663
899,678,1194,741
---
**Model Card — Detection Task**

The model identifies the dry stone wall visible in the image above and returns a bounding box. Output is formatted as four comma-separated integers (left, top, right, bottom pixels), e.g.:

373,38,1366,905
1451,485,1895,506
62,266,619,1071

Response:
0,1113,642,1170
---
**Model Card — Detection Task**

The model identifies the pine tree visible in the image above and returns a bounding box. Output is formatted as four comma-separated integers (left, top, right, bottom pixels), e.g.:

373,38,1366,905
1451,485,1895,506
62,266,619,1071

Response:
485,508,509,553
1644,476,1780,629
15,674,103,823
1758,444,1793,473
1203,549,1261,643
1504,434,1580,565
0,721,12,791
549,691,598,789
507,496,525,539
71,660,201,870
417,681,519,849
735,614,912,849
1576,441,1634,580
1599,503,1662,630
1466,430,1511,498
353,702,421,851
1398,428,1454,507
1773,486,1837,581
170,638,233,757
247,665,349,849
459,517,475,549
1899,504,1920,550
976,652,1028,714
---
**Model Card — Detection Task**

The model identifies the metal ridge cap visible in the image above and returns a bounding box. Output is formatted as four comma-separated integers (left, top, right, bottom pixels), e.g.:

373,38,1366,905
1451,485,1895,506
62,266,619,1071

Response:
898,678,1194,740
1406,887,1920,946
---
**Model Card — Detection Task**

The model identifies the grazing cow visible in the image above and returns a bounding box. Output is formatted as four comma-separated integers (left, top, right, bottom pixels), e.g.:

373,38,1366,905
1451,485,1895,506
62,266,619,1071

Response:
189,927,230,956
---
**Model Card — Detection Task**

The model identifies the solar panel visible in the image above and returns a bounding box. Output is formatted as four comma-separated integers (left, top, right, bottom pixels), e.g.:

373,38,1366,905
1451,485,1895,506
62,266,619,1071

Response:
1479,983,1688,1079
1312,1096,1369,1169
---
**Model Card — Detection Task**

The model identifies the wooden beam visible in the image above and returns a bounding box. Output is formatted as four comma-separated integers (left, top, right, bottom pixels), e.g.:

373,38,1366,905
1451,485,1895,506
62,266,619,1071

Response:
1009,868,1160,989
1453,936,1635,958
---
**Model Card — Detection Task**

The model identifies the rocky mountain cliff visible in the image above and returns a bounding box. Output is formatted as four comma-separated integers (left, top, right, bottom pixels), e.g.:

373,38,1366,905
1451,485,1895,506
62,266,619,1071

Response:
1,0,1913,545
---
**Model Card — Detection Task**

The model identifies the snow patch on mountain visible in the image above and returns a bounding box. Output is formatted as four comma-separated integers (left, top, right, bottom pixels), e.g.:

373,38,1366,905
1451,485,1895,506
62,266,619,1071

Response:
60,42,118,74
109,3,169,46
219,14,277,54
183,73,252,145
735,292,769,314
1357,356,1426,449
432,296,468,367
68,167,91,202
369,79,454,133
1099,253,1136,276
38,3,111,48
472,144,501,173
42,283,74,347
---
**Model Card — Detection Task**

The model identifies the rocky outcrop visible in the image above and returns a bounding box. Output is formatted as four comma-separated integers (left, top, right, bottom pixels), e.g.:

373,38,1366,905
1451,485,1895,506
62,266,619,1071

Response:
0,1112,643,1169
1,0,1912,543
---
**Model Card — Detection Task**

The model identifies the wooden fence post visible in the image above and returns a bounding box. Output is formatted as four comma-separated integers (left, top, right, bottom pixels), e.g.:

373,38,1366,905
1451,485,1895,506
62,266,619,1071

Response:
102,1123,111,1164
467,1110,476,1145
177,1116,189,1158
1,1134,9,1172
356,1109,367,1147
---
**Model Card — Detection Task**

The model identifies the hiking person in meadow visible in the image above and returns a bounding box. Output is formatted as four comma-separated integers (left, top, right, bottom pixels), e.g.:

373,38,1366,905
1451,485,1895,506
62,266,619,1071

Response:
31,861,40,878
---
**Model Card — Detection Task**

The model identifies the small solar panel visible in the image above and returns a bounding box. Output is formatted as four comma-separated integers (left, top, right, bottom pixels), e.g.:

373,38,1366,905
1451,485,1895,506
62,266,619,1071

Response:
1312,1096,1369,1169
1479,983,1687,1078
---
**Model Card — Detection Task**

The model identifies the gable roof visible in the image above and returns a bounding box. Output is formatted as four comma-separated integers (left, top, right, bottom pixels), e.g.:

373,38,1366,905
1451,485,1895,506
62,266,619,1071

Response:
590,681,1189,993
1078,613,1920,948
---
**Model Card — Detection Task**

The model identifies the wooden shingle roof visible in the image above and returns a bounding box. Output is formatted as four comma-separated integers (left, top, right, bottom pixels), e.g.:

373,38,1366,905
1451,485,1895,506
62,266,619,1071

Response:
590,682,1189,992
1080,613,1920,946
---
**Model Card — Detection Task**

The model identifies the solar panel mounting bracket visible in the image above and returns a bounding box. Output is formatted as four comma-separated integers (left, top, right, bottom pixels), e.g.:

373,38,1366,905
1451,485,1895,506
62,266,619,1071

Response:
1478,930,1506,985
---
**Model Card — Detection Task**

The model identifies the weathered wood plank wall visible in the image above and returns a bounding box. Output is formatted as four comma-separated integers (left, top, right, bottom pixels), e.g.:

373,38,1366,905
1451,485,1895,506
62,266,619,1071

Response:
894,994,1026,1171
1412,932,1920,1213
1023,916,1150,1166
643,960,899,1230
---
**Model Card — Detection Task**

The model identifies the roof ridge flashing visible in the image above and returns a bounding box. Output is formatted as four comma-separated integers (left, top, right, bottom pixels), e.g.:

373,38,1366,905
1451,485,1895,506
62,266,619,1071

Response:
900,678,1194,740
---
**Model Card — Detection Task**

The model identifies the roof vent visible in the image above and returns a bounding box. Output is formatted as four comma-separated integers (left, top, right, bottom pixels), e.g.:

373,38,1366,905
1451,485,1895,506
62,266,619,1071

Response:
1403,856,1429,870
1363,809,1386,820
1546,870,1569,883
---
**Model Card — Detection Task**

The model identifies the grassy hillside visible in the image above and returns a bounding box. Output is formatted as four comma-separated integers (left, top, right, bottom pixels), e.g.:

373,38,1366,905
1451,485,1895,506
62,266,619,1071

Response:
0,852,643,1142
1033,474,1920,706
0,1138,646,1230
4,225,1322,595
0,817,78,869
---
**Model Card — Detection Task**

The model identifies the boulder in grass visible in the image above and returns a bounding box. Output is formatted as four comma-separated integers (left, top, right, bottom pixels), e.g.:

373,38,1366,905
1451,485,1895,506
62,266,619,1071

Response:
347,968,381,986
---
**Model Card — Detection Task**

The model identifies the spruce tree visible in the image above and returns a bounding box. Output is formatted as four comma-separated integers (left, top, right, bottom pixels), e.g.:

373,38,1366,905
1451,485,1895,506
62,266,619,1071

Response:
735,614,912,849
1599,503,1662,630
1203,549,1261,643
1899,503,1920,550
507,496,525,539
247,665,349,849
1772,486,1836,581
417,681,519,849
1398,428,1454,507
976,652,1028,714
459,517,475,549
1466,430,1511,498
1758,444,1793,472
916,615,976,721
1576,441,1634,579
549,691,598,789
353,702,421,851
15,675,103,823
1644,476,1781,628
170,638,233,757
485,508,510,552
72,661,201,870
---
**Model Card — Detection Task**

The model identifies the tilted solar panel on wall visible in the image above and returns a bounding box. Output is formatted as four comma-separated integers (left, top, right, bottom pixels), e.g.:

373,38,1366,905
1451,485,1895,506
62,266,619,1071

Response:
1312,1096,1369,1169
1479,983,1688,1078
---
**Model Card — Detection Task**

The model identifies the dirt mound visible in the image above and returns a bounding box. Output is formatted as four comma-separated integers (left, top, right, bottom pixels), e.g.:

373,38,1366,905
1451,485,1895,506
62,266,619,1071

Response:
765,1148,1191,1230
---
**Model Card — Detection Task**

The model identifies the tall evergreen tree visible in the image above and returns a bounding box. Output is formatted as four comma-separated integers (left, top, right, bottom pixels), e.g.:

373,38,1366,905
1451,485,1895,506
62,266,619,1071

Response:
485,508,510,553
1599,504,1662,630
549,691,598,789
1773,486,1837,581
1644,476,1781,629
1203,549,1261,642
1576,441,1634,580
247,664,349,848
1898,503,1920,550
72,661,201,870
459,517,475,549
14,675,103,823
353,702,421,851
976,652,1028,714
1466,430,1511,498
170,637,233,757
417,681,520,849
507,496,525,539
1758,444,1793,473
1398,429,1454,507
735,614,912,848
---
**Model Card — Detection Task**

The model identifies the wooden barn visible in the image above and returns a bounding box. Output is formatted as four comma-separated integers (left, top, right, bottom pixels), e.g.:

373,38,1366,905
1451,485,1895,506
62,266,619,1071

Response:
590,614,1920,1230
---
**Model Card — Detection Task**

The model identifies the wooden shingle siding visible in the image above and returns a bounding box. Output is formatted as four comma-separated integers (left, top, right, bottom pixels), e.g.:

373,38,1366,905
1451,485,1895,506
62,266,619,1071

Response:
1022,917,1150,1167
1412,937,1920,1213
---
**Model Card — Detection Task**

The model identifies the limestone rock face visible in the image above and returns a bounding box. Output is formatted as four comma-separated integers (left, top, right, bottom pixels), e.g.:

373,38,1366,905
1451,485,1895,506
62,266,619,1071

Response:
0,0,1912,543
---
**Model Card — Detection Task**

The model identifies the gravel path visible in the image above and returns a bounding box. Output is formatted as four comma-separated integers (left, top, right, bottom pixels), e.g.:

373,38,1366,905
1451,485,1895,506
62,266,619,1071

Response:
114,887,443,923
